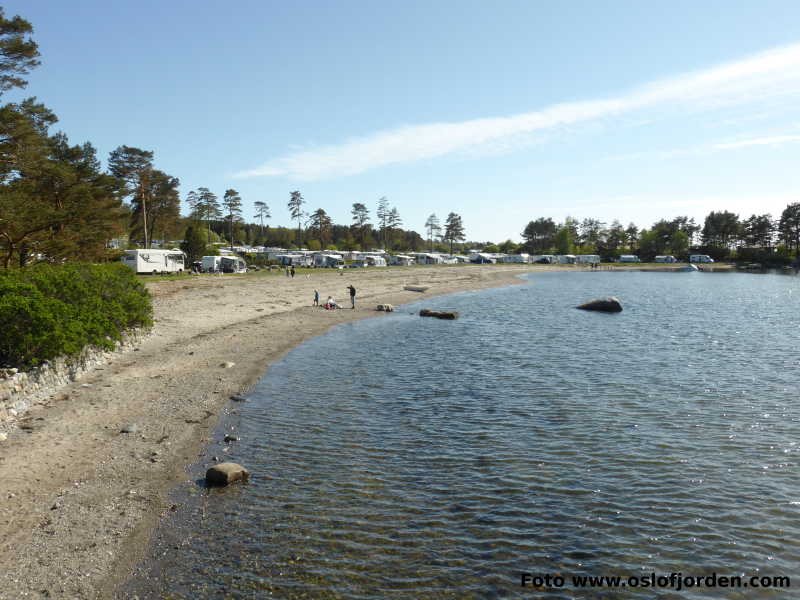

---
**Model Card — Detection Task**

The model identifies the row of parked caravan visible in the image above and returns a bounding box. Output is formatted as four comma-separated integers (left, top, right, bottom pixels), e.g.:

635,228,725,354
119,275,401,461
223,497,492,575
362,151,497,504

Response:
122,249,248,274
503,253,715,264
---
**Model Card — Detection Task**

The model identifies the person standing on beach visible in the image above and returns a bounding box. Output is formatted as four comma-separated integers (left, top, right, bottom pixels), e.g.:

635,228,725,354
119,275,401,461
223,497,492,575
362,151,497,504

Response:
347,284,356,309
290,265,295,278
313,289,319,306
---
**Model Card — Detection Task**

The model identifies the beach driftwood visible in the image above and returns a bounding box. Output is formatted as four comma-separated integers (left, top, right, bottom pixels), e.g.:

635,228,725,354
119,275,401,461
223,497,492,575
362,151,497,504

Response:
576,297,623,312
206,462,250,486
420,309,459,320
403,285,429,292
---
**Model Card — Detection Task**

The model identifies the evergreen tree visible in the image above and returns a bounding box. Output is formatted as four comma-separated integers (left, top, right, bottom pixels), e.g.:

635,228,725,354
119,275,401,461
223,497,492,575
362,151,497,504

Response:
351,202,370,249
108,145,155,247
196,187,221,237
425,214,441,252
376,196,389,249
0,7,40,96
223,188,243,249
521,217,556,253
288,190,304,247
443,212,465,255
253,201,271,239
778,203,800,255
180,225,206,264
309,208,333,248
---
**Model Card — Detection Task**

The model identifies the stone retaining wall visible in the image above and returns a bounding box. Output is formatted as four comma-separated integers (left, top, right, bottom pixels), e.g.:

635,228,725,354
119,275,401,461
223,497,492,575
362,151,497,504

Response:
0,329,151,431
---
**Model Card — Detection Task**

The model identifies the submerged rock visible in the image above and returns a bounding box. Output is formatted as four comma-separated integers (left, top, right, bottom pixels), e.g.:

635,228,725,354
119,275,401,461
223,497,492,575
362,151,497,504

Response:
576,297,623,313
206,462,250,486
419,309,459,320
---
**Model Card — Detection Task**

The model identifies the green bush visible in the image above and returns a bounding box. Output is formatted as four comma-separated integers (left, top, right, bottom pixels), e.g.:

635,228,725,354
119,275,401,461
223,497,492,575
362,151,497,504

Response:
0,263,153,369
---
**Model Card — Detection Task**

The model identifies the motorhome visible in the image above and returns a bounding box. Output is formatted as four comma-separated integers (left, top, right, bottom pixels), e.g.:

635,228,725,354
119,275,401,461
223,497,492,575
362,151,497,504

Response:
558,255,577,264
122,249,185,274
313,253,344,268
201,255,247,273
389,254,416,266
689,254,715,263
655,255,678,263
576,254,601,264
365,255,387,267
413,253,446,265
530,255,556,264
619,255,640,263
276,253,314,267
500,254,530,264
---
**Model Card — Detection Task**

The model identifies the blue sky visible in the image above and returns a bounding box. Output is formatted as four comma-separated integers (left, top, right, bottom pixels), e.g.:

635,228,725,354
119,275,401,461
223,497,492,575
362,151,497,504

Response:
5,0,800,242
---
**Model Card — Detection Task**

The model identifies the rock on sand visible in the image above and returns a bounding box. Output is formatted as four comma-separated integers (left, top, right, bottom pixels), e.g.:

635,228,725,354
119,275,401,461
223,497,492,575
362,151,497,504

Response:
206,462,250,486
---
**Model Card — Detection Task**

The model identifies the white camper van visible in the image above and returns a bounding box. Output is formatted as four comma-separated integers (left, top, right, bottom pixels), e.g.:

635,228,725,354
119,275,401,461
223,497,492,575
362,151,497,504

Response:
123,249,185,274
201,255,247,273
690,255,715,263
619,255,641,263
655,255,677,263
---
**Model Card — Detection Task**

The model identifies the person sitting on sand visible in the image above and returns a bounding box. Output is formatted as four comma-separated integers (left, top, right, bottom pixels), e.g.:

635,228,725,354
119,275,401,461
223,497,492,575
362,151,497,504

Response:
325,296,338,309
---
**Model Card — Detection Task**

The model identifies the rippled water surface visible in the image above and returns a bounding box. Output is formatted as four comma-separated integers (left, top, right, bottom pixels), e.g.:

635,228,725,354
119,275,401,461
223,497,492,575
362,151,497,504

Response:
129,271,800,598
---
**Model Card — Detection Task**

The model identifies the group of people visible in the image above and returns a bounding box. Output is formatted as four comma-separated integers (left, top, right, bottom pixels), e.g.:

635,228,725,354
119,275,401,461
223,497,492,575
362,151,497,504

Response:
314,285,356,310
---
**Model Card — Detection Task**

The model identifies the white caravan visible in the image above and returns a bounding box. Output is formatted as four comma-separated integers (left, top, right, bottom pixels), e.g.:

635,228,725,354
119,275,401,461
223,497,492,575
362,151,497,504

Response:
689,255,715,263
201,255,247,273
123,249,185,274
576,254,601,264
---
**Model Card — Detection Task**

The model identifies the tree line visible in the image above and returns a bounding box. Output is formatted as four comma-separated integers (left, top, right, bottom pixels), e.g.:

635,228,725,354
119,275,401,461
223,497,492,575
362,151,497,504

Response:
0,7,469,268
517,207,800,264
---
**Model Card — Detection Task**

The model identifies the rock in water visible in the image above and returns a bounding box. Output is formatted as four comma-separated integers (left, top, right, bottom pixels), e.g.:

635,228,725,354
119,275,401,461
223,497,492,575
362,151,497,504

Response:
419,309,459,320
376,304,395,312
206,462,250,486
577,297,623,312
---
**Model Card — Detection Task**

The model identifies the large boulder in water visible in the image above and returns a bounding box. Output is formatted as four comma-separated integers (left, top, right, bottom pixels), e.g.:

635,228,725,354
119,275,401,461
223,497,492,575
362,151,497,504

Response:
420,309,459,320
206,462,250,486
577,297,623,312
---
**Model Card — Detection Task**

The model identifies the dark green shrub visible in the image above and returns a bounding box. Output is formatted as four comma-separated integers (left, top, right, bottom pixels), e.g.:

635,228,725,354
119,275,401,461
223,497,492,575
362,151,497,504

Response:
0,263,152,369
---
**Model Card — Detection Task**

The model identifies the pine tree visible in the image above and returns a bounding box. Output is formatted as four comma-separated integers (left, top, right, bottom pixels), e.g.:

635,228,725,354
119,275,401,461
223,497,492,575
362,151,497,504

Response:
425,214,441,252
0,8,41,96
253,201,271,240
351,202,370,249
223,189,243,249
443,212,465,255
288,190,304,247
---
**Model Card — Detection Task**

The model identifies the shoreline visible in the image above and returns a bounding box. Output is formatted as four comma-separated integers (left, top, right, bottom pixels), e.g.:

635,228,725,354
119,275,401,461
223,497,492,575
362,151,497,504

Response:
0,264,539,599
0,262,739,599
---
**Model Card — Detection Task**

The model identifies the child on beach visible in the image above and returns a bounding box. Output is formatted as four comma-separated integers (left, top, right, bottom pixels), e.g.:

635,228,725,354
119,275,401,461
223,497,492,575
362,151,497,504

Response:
313,289,319,306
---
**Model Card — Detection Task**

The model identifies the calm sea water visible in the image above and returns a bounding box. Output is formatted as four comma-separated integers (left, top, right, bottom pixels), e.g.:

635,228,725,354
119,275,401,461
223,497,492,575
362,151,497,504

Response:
126,271,800,599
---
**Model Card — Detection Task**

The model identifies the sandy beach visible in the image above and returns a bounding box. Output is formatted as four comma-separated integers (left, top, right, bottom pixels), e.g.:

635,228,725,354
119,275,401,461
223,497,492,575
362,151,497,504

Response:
0,263,551,599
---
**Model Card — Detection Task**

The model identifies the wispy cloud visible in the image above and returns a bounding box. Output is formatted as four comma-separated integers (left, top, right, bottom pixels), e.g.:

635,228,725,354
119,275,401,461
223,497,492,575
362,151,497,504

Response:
235,42,800,181
713,134,800,150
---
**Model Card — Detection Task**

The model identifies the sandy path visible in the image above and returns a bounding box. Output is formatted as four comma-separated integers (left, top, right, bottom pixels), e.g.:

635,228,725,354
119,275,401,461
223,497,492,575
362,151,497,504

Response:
0,264,544,600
